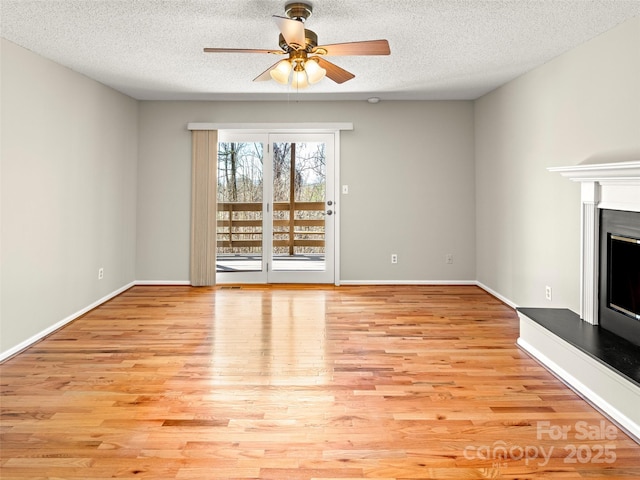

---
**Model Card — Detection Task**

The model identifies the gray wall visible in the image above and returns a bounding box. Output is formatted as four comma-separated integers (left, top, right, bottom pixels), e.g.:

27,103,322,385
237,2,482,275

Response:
475,17,640,311
1,39,139,354
136,101,476,283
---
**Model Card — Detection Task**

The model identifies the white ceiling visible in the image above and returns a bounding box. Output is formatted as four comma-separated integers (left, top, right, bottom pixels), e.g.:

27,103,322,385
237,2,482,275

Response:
2,1,639,101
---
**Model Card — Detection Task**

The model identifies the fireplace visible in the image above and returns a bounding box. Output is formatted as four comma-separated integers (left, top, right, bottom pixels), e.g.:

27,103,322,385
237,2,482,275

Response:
599,209,640,346
547,160,640,325
517,160,640,440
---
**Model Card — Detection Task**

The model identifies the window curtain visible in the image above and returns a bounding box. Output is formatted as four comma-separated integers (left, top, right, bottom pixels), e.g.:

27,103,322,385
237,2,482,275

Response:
190,130,218,286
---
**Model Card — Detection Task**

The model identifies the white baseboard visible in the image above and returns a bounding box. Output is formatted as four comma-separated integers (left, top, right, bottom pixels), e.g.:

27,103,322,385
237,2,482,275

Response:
135,280,191,285
0,281,135,362
339,280,478,286
518,312,640,441
340,281,519,310
476,281,519,309
0,280,197,361
339,280,519,310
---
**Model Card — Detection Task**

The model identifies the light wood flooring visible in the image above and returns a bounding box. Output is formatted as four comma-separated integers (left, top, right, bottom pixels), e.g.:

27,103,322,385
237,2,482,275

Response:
1,285,639,479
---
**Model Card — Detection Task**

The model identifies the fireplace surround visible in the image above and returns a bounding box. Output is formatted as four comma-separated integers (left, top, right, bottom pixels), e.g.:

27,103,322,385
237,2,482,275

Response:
549,160,640,324
518,160,640,440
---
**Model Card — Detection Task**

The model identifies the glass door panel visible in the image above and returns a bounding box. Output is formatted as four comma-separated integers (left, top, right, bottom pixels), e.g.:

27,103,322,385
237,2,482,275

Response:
216,133,268,283
271,141,326,272
268,133,335,283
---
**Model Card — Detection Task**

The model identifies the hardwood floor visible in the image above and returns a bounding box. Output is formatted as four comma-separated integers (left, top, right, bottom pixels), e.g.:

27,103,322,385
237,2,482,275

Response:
2,285,639,479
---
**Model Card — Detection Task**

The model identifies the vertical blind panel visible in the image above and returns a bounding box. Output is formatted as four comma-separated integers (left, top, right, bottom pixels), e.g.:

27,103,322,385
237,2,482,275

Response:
190,130,218,286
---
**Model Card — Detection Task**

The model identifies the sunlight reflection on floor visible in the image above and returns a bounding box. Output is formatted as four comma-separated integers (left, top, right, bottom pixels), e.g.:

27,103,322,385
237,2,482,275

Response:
211,289,330,385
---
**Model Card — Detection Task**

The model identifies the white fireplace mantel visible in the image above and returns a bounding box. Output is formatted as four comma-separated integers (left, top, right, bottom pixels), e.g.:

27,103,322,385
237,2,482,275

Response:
549,160,640,179
548,160,640,324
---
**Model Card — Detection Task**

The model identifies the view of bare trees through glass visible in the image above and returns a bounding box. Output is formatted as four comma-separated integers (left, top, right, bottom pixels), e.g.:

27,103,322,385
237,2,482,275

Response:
217,142,264,265
217,141,326,270
272,142,326,258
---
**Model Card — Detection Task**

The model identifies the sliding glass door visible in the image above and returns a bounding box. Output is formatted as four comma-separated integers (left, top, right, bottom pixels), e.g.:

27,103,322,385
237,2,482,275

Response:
216,131,336,284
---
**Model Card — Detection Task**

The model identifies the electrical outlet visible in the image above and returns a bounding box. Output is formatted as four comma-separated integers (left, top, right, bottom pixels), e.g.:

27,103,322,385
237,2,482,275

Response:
98,268,104,280
391,254,398,264
446,254,453,264
545,286,552,301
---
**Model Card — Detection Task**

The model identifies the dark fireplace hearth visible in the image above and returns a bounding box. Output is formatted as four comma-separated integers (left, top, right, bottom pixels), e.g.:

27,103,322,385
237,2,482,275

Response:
599,209,640,347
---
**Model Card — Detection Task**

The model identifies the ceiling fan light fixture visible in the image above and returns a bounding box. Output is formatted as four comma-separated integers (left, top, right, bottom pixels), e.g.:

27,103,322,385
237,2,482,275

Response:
204,1,390,89
292,67,309,89
304,58,326,84
270,59,292,84
292,71,309,89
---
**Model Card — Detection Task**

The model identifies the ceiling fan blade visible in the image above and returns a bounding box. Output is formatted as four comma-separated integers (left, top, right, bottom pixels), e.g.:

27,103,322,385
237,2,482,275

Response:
273,15,305,49
314,57,355,84
314,39,390,56
253,61,281,82
204,48,282,54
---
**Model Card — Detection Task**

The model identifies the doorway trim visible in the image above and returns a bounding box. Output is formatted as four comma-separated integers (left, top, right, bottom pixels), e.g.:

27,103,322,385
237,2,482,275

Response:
188,122,353,132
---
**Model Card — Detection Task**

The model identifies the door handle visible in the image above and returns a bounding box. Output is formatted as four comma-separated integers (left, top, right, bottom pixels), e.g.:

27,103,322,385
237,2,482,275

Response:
326,210,333,216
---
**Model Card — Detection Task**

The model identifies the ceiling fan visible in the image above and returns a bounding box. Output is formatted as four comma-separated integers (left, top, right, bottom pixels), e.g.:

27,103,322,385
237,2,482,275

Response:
203,2,390,88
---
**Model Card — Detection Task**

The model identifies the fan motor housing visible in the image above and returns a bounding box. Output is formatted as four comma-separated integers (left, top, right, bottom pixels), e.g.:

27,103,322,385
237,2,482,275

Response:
285,2,312,21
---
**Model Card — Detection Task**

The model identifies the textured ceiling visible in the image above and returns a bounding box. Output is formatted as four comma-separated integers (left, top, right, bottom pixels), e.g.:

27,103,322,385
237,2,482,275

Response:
2,1,639,101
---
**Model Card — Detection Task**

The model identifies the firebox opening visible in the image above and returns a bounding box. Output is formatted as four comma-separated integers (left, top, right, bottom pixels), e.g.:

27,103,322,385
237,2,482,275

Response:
608,234,640,321
599,209,640,348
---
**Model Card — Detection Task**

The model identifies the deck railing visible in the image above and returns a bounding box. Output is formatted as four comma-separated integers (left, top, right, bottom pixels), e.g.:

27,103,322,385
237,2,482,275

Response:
217,201,325,255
